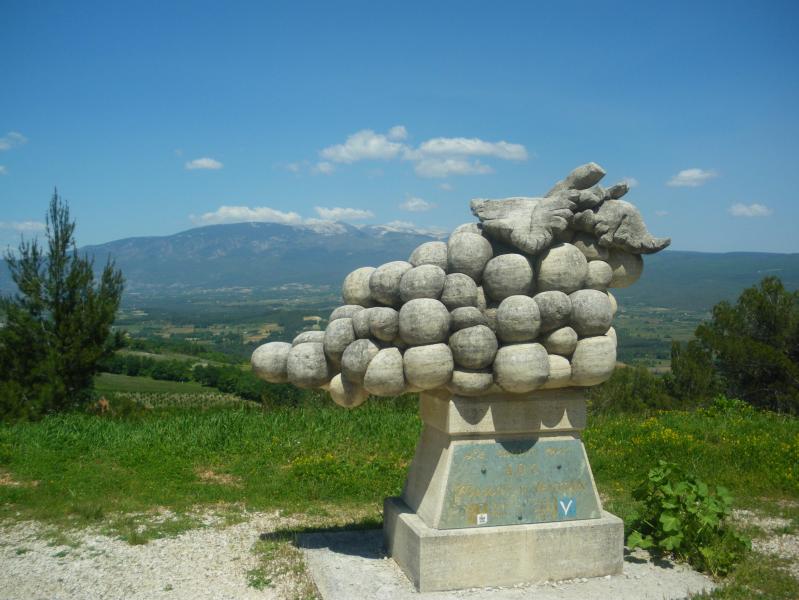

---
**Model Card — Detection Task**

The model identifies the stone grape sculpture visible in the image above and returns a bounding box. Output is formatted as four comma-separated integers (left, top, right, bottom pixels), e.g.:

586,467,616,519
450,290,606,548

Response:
251,162,670,408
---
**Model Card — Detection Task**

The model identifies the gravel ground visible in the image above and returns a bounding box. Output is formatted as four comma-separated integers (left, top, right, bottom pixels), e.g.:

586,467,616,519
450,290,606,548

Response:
1,506,797,599
0,511,303,600
732,508,799,581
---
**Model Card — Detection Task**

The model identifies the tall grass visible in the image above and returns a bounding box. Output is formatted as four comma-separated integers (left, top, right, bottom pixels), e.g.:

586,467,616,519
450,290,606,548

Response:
0,397,420,523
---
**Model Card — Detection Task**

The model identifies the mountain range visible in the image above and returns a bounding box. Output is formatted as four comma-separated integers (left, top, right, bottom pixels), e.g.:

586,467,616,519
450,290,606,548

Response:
2,221,798,311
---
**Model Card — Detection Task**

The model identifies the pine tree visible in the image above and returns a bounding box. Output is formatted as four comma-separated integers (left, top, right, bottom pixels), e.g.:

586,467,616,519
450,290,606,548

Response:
0,191,124,419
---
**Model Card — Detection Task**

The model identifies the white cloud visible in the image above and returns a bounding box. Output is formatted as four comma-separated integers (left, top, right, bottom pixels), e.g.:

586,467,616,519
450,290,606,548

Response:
0,166,6,175
655,210,669,217
400,196,435,212
314,206,374,221
320,128,406,163
185,157,223,170
316,126,528,179
414,158,494,178
0,220,46,232
667,168,718,187
729,203,772,218
622,177,639,188
284,162,302,173
411,137,527,161
191,205,303,225
313,161,335,175
0,132,27,151
387,125,408,141
438,182,454,191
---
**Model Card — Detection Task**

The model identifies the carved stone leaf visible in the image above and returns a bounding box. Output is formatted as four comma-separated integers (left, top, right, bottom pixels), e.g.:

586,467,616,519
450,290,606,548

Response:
592,200,671,254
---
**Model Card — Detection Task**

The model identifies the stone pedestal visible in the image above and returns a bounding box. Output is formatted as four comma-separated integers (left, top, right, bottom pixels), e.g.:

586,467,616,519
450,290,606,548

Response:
383,389,624,592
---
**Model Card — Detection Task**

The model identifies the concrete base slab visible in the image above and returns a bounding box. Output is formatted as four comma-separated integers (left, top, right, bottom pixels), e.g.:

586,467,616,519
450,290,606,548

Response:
298,529,717,600
384,497,623,591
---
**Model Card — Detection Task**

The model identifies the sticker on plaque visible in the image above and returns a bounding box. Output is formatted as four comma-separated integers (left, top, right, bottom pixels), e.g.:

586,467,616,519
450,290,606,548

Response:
558,496,577,519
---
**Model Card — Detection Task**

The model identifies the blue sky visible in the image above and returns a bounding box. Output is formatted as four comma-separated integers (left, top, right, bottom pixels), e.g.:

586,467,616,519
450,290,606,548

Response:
1,0,798,252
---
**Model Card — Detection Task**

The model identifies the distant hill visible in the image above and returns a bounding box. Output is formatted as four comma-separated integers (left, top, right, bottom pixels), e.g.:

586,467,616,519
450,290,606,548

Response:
0,221,443,294
1,221,797,312
614,251,799,311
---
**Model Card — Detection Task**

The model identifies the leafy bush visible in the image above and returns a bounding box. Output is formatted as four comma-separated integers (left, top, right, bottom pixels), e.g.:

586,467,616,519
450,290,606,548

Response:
587,366,677,414
627,460,750,575
666,339,722,403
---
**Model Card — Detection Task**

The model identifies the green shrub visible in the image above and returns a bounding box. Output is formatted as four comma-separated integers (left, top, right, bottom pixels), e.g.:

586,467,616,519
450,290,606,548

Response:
627,460,750,576
587,366,677,414
673,276,799,413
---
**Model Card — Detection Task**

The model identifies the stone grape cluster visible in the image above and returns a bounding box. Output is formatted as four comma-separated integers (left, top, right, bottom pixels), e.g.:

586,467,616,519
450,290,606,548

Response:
252,163,669,408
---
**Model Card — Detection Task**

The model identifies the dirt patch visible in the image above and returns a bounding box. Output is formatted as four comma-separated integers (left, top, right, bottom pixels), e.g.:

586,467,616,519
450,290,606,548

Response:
734,506,799,582
753,534,799,581
732,509,793,533
194,468,243,487
0,471,37,488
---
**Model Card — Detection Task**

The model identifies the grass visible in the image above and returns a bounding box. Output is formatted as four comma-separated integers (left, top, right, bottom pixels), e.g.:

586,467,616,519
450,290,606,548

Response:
0,396,797,598
94,372,209,394
0,396,420,525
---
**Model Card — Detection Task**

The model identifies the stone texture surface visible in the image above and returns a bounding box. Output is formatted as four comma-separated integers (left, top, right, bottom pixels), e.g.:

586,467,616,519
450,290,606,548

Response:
408,241,448,270
399,298,450,345
607,292,617,316
447,232,493,283
546,162,607,196
591,199,670,254
572,232,609,261
251,342,291,383
351,308,373,339
585,260,613,290
446,369,495,396
496,295,541,342
328,373,368,409
341,266,375,307
368,307,399,342
403,344,454,390
448,325,498,369
399,264,446,302
541,354,572,389
286,342,331,388
385,498,625,592
369,261,412,306
570,289,614,337
533,290,572,333
440,273,478,309
292,331,325,346
541,326,578,356
571,336,617,386
329,304,364,321
536,243,588,294
323,317,356,366
449,306,487,331
340,338,379,383
493,343,549,392
300,526,716,599
607,249,644,288
363,348,405,396
482,253,534,301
